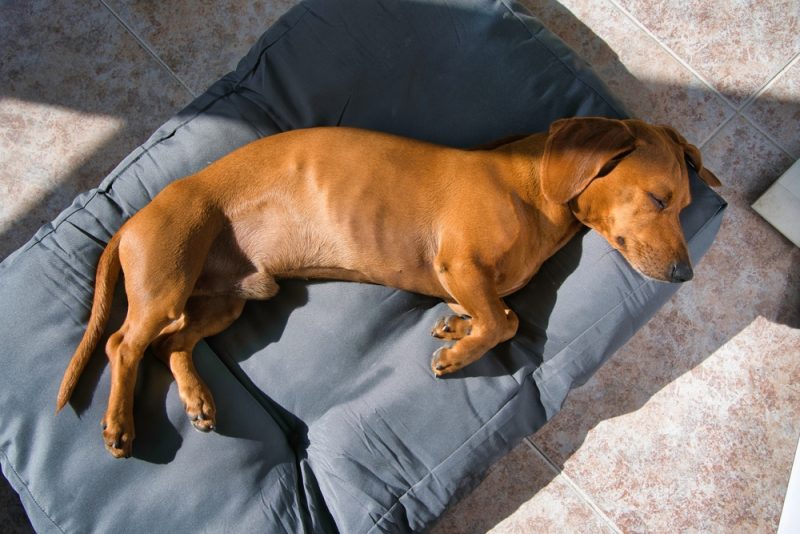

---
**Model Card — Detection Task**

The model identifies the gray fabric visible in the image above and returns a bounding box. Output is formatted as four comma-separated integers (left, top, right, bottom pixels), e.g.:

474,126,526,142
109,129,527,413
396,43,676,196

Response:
0,0,726,532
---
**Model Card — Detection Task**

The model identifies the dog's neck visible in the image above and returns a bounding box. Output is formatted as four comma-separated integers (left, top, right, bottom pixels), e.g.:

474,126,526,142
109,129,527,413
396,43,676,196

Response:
494,135,584,252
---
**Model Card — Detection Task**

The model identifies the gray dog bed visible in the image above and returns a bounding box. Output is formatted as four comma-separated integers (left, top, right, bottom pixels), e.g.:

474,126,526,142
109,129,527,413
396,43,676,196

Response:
0,0,726,532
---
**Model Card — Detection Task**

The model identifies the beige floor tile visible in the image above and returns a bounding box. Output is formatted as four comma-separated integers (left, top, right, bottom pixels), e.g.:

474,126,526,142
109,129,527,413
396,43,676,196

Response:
522,0,732,146
703,115,796,204
0,1,191,261
103,0,302,95
691,115,799,333
432,443,613,534
534,317,800,533
614,0,800,107
743,57,800,159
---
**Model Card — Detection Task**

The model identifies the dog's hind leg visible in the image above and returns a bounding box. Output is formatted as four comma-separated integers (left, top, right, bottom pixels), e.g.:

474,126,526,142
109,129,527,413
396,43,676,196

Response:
153,296,246,432
103,305,176,458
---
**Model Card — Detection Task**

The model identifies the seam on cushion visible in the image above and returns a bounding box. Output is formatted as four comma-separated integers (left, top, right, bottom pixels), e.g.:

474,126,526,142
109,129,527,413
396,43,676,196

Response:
231,5,311,92
367,388,522,534
497,0,628,119
210,343,294,438
365,385,527,533
196,340,297,439
0,447,66,534
531,198,727,389
11,6,312,262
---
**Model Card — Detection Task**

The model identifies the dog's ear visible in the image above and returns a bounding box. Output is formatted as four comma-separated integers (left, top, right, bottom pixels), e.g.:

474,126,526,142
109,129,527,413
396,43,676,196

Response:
540,117,637,204
659,125,722,187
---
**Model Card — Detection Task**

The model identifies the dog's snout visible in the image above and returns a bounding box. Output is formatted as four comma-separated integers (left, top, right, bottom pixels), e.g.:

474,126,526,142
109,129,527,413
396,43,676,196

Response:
670,261,693,283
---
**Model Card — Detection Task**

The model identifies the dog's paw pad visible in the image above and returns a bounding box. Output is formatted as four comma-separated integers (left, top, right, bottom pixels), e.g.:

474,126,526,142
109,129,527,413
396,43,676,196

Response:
190,411,216,433
102,423,133,458
185,394,216,433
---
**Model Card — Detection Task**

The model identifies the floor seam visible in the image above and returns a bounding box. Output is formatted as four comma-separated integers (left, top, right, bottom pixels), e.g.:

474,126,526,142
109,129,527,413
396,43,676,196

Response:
524,437,623,534
698,112,737,151
739,113,799,161
604,0,738,113
699,110,798,162
99,0,197,98
737,51,800,160
736,51,800,113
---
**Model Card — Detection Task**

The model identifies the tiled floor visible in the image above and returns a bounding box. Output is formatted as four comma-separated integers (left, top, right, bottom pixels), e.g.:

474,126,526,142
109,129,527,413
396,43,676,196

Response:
1,1,798,532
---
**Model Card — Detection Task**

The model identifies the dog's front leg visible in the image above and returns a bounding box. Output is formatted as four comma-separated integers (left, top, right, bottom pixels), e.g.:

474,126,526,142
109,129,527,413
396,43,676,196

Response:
431,260,519,376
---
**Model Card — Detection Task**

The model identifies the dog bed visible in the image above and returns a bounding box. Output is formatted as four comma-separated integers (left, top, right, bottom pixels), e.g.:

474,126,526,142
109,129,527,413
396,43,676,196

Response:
0,0,726,532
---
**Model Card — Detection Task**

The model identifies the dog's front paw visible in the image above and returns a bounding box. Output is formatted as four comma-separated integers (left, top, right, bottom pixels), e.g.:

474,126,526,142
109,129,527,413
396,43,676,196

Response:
101,419,134,459
183,386,216,433
431,314,472,340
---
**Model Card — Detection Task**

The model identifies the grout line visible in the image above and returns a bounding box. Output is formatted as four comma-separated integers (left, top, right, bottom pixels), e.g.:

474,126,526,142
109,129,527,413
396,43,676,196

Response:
605,0,739,113
737,51,800,113
736,51,800,160
697,112,737,151
524,437,623,534
524,437,562,476
605,0,800,157
740,113,799,161
699,110,797,161
99,0,197,98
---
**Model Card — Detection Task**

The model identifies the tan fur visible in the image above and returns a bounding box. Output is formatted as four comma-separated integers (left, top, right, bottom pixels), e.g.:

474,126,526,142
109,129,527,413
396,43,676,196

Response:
56,118,720,458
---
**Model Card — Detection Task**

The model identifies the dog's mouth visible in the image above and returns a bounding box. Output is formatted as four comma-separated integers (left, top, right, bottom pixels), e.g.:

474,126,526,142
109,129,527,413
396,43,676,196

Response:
608,233,694,284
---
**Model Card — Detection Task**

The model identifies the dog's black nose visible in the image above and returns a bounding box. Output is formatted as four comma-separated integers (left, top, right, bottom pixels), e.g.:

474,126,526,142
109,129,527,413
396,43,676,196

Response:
670,261,693,283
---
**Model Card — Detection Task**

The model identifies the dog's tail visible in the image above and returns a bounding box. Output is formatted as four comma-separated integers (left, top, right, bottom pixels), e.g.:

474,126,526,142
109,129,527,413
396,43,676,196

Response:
56,232,122,413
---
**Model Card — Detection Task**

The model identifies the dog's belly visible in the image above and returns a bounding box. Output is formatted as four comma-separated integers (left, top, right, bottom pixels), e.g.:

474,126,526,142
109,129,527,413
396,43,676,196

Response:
279,265,446,297
216,202,447,299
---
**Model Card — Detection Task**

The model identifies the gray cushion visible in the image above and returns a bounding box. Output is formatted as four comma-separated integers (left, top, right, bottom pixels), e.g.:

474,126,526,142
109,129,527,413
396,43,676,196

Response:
0,0,726,532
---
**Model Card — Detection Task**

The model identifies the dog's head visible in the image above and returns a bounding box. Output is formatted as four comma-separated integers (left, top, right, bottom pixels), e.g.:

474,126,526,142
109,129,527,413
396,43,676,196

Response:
540,117,721,283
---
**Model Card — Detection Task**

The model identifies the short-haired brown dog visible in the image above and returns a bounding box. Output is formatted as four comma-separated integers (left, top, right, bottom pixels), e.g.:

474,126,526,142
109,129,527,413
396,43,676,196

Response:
56,117,720,458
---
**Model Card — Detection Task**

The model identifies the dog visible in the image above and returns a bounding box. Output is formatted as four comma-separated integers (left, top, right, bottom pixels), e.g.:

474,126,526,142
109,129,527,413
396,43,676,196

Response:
55,117,720,458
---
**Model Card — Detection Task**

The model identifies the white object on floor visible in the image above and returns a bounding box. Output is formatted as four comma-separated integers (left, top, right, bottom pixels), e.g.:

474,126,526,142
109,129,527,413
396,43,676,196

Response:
778,435,800,534
752,159,800,248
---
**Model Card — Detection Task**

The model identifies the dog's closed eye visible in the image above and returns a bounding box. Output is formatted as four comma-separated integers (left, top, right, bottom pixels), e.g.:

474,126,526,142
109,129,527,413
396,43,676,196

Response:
647,192,667,210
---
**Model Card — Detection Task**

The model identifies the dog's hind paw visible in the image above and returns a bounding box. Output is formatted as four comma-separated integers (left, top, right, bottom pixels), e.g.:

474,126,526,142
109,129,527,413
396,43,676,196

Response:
431,314,472,340
101,419,134,458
